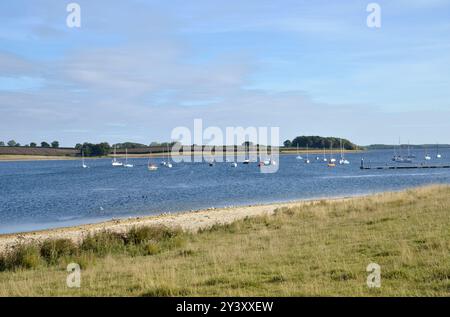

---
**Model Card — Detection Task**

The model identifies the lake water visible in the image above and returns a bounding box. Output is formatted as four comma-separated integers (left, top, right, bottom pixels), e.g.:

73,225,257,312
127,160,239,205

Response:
1,149,450,234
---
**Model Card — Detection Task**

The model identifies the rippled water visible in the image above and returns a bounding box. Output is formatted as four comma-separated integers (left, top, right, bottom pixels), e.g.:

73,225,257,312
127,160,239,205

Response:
1,149,449,234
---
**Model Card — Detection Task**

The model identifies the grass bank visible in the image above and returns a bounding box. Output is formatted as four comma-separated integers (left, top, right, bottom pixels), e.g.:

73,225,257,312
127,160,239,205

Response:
0,185,449,296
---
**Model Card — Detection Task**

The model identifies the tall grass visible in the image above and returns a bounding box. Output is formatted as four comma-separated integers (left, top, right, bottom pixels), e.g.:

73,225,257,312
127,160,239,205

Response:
0,225,185,272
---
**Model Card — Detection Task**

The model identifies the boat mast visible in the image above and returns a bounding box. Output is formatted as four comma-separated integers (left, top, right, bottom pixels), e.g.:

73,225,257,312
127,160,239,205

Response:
330,142,333,160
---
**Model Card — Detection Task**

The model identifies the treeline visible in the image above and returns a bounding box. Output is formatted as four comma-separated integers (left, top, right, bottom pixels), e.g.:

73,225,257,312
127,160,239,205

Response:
366,144,449,150
283,136,360,150
74,141,182,157
113,141,181,149
75,142,111,157
0,140,60,148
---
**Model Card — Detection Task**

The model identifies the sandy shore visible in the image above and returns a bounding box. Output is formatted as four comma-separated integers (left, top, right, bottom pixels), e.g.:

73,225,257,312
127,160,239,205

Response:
0,197,352,253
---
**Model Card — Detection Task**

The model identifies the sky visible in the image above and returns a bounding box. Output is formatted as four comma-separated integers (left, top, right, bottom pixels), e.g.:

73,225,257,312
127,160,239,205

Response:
0,0,450,146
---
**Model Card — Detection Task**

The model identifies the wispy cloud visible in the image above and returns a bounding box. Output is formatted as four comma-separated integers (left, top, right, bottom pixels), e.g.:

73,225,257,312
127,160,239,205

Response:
0,0,449,146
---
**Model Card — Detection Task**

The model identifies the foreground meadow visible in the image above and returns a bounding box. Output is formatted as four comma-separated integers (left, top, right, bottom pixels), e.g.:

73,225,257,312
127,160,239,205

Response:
0,185,449,296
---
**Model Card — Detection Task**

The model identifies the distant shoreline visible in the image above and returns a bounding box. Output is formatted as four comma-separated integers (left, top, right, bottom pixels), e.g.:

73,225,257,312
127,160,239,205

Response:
0,150,363,162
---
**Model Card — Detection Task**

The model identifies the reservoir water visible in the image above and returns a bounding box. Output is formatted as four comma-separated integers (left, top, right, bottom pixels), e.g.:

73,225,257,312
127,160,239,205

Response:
1,149,450,234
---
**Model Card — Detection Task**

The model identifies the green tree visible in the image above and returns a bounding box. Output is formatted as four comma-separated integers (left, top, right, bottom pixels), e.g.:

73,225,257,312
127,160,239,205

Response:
114,142,147,149
41,142,50,148
283,140,292,147
285,136,360,150
0,141,5,146
30,142,37,147
51,141,59,148
7,140,17,147
79,142,111,157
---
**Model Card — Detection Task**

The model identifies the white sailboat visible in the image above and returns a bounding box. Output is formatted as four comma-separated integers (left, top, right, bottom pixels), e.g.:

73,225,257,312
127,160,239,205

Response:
424,146,431,161
124,149,134,168
304,145,310,164
436,143,442,159
112,146,123,167
296,144,302,160
262,157,276,166
339,139,350,165
322,145,328,162
165,145,172,168
328,142,336,167
329,142,336,163
81,150,88,168
147,151,158,171
243,144,250,164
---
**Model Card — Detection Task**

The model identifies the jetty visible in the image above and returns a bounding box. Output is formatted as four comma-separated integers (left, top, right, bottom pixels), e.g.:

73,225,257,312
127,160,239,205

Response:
360,159,450,170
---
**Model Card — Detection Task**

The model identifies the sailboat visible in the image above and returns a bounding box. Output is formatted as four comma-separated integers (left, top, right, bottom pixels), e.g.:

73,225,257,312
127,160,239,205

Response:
124,149,134,168
322,145,328,162
296,144,302,160
424,146,431,161
262,157,276,166
436,143,442,159
392,138,402,162
329,143,336,163
165,145,172,168
328,142,336,167
339,139,350,165
112,146,123,167
392,143,399,161
304,145,310,164
243,145,250,164
406,141,416,159
392,138,412,163
147,151,158,171
81,150,88,168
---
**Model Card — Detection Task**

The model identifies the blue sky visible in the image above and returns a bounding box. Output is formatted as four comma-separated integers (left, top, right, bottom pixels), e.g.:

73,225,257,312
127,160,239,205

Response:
1,0,450,146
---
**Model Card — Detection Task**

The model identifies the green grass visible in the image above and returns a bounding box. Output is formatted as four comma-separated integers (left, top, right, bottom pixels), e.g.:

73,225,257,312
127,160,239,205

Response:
0,185,449,296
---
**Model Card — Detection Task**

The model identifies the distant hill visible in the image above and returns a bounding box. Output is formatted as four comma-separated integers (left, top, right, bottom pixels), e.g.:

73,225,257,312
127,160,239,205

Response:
283,136,362,150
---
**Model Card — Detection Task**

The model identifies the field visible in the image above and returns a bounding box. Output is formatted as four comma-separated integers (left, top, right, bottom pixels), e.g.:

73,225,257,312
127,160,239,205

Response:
0,185,449,296
0,147,78,158
0,155,79,161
